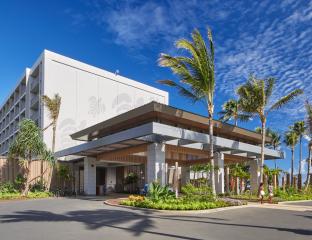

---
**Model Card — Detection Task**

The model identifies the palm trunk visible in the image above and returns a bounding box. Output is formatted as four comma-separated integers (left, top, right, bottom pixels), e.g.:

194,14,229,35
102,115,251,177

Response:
235,177,240,195
304,145,311,191
299,136,302,175
22,162,31,196
46,124,56,191
260,119,266,183
208,112,216,196
273,174,277,189
291,148,294,186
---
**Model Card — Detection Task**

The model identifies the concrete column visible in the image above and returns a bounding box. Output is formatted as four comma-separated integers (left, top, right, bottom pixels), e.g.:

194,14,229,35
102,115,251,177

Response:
74,164,79,194
214,152,224,194
181,166,190,186
84,157,96,195
147,143,166,186
249,159,260,194
225,166,230,193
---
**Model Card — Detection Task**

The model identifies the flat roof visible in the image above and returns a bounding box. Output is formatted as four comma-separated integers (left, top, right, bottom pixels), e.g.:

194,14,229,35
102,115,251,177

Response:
71,101,271,145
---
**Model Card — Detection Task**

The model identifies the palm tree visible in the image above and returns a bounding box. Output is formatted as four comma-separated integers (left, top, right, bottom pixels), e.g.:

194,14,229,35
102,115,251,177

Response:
237,75,303,183
42,94,62,153
218,99,251,126
304,101,312,190
284,130,299,186
8,119,54,195
269,130,282,169
158,28,217,195
291,121,306,178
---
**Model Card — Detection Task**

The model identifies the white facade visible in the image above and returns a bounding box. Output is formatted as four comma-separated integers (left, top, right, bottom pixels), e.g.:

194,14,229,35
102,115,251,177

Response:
0,50,169,155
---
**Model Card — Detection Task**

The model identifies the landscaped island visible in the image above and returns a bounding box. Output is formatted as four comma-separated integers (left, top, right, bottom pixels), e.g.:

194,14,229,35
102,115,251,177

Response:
120,182,246,211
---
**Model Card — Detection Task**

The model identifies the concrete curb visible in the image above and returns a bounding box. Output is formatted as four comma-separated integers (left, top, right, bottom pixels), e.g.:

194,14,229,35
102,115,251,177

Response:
279,199,312,204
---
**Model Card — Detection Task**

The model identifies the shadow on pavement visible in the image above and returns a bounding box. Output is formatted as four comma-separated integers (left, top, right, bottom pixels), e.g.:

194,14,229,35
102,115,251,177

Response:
1,208,312,237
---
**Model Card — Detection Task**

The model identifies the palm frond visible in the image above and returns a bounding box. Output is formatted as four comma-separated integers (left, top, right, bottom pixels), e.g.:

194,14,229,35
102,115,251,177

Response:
265,77,275,102
269,89,303,111
158,80,199,103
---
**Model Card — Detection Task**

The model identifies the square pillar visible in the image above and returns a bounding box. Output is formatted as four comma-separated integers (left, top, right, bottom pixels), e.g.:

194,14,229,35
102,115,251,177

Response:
214,152,224,194
84,157,96,195
181,166,190,186
225,166,230,193
249,159,260,194
147,143,166,186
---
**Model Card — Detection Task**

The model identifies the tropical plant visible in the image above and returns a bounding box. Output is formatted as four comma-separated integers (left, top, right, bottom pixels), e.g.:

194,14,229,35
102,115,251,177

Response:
291,121,306,179
8,119,54,195
147,182,175,202
284,130,299,186
158,28,217,195
304,101,312,190
230,163,250,194
124,172,138,184
42,93,61,153
237,75,303,182
218,99,251,126
56,164,71,189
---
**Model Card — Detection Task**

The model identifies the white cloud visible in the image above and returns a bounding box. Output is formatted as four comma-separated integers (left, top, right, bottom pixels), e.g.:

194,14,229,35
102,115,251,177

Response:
67,0,312,131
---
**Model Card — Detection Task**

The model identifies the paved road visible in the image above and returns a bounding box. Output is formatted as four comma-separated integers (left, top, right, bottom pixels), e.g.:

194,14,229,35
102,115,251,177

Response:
0,198,311,240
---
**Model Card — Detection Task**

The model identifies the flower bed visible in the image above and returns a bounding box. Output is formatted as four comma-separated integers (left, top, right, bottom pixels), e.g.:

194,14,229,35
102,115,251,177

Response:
119,183,247,211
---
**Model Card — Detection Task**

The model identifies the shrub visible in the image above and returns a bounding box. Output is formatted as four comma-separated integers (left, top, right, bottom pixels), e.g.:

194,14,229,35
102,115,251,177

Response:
181,183,214,201
120,198,230,210
13,174,26,191
147,182,175,202
0,182,17,193
124,173,138,184
30,180,46,192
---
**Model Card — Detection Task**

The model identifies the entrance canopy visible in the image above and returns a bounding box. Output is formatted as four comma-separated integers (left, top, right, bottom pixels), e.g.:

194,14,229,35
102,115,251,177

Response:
56,102,284,164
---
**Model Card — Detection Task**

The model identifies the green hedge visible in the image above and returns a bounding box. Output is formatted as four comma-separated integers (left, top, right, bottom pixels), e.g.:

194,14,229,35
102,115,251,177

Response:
120,198,229,210
0,191,53,200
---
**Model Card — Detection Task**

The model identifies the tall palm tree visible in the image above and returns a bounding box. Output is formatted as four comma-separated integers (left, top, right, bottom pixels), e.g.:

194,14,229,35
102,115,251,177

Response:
284,130,299,186
158,28,217,195
218,99,251,126
237,75,303,183
42,94,61,153
304,101,312,190
291,121,306,177
42,94,61,190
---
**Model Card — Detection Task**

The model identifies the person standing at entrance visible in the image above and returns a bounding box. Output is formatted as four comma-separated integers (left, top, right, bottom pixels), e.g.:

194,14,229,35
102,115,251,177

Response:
258,182,265,204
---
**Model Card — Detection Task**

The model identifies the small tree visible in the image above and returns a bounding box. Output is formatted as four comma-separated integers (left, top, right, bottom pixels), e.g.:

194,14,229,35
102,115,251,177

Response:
8,119,54,196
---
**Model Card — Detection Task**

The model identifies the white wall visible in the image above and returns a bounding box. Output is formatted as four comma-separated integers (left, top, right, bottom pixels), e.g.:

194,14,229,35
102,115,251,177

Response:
42,50,168,152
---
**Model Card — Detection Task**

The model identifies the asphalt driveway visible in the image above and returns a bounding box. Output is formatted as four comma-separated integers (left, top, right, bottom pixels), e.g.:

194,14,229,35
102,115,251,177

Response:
0,198,311,240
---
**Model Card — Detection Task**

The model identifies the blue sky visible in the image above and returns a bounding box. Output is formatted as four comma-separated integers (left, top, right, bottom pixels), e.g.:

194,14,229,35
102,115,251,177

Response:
0,0,311,175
